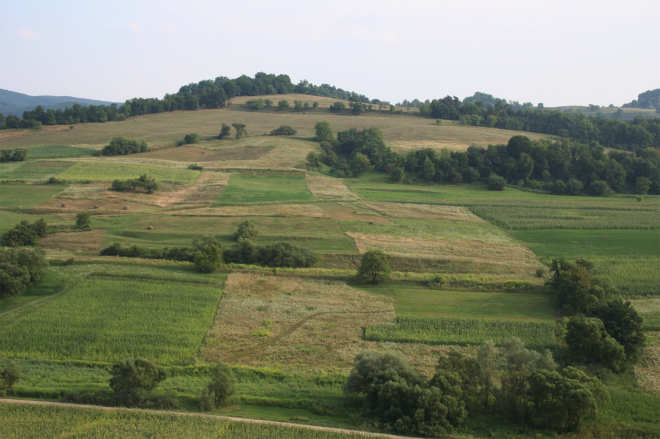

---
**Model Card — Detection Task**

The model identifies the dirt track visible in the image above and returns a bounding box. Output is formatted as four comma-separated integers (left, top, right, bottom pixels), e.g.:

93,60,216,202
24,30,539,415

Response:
0,398,424,438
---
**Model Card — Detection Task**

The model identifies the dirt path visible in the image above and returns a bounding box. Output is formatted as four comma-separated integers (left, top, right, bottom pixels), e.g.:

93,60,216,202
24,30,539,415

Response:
0,398,423,438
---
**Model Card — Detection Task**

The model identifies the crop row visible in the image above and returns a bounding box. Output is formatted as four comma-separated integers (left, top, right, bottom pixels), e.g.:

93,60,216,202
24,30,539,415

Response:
0,403,386,439
365,316,557,349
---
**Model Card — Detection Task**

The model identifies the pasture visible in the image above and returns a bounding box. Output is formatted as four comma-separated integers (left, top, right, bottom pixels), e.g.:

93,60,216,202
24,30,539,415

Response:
0,161,74,180
24,144,97,160
57,162,200,183
0,275,224,363
0,184,66,208
215,174,316,204
354,282,556,321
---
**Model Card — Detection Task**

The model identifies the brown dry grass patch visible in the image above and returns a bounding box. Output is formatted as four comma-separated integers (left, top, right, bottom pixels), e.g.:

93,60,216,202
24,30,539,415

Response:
320,203,393,223
200,273,454,373
630,298,660,314
346,233,538,266
306,175,360,201
636,341,660,396
361,203,484,222
39,229,107,251
170,204,325,217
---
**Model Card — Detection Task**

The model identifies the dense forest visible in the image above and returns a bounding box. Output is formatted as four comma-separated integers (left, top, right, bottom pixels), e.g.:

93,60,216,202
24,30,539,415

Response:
622,88,660,110
319,125,660,196
1,73,657,150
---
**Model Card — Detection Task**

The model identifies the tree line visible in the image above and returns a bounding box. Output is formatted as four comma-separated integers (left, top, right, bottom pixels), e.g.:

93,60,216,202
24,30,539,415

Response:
313,122,660,195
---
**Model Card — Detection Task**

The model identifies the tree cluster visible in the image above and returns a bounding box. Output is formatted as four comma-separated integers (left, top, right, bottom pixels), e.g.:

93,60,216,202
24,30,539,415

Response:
100,237,223,273
0,248,48,300
223,239,318,268
622,88,660,111
101,137,148,156
3,219,47,247
0,148,28,162
549,258,646,371
270,125,297,136
109,358,175,408
346,339,609,435
111,174,158,194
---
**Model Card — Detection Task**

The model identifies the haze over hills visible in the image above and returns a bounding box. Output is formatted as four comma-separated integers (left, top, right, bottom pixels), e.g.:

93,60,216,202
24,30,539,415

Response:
0,88,116,116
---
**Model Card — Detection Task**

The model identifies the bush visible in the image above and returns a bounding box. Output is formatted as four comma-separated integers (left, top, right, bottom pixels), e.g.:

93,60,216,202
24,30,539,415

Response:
487,174,506,191
565,178,584,195
277,100,289,110
551,180,566,194
565,317,626,371
0,148,28,162
110,358,167,407
200,360,236,410
188,163,203,171
306,152,319,167
218,123,231,139
232,220,258,241
3,219,47,247
111,174,158,194
223,240,318,268
314,121,334,141
0,360,21,391
245,98,264,110
588,180,613,197
101,137,148,156
270,125,297,136
390,167,405,182
46,176,65,184
183,133,200,144
75,212,91,228
329,102,345,113
193,242,223,273
357,250,391,284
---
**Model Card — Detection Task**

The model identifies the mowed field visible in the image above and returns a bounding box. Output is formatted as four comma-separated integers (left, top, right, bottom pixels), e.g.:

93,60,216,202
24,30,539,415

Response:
216,174,315,204
0,94,551,151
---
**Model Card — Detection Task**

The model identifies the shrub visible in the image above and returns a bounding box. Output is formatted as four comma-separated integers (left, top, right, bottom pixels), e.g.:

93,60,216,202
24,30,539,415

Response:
390,167,405,182
232,220,258,241
270,125,297,136
46,176,65,184
75,212,91,228
246,98,264,110
314,121,334,141
218,123,231,139
0,148,28,162
232,123,247,139
193,243,223,274
0,360,21,391
551,180,566,194
101,137,148,156
3,219,48,247
588,180,613,197
329,102,345,113
565,178,584,195
200,360,236,411
264,98,273,108
487,174,506,191
277,99,289,110
111,174,158,194
188,163,203,171
223,240,318,268
110,358,167,407
436,119,442,125
183,133,201,144
306,152,319,167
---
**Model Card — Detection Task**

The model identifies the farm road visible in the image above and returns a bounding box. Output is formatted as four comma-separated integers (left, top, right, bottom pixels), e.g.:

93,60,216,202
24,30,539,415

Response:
0,399,426,439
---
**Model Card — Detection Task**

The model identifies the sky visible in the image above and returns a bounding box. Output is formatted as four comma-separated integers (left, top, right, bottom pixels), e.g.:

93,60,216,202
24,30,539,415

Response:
2,0,658,107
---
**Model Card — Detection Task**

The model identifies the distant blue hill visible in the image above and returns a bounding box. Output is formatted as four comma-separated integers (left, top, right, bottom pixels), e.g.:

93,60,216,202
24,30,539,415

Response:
0,88,117,116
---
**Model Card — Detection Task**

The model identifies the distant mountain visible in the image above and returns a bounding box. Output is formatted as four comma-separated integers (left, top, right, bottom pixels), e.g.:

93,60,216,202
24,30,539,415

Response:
0,88,117,116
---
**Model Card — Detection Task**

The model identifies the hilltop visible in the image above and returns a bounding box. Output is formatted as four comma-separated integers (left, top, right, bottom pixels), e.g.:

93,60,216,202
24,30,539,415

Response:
0,88,116,116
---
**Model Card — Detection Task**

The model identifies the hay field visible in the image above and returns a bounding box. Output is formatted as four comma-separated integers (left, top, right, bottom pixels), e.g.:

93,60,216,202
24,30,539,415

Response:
39,230,107,252
170,204,325,217
306,175,360,201
0,94,551,151
0,161,74,181
346,233,538,267
0,184,66,208
57,162,200,183
201,273,454,373
361,202,484,222
216,174,315,204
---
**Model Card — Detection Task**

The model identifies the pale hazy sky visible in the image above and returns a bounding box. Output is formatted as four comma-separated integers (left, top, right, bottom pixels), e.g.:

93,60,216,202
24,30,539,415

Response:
2,0,658,107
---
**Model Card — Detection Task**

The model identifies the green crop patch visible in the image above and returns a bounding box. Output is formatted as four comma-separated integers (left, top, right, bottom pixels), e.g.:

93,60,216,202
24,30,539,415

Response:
57,162,200,183
0,276,224,363
26,144,97,160
354,282,556,321
0,161,74,181
0,184,66,208
215,174,316,204
366,316,557,349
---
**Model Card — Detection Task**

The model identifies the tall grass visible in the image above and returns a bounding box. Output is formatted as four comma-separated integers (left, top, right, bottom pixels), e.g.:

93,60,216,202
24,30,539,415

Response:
365,316,557,349
592,256,660,296
57,162,200,183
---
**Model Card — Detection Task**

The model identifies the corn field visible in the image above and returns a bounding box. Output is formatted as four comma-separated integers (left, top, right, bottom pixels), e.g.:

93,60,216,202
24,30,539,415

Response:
0,404,390,439
365,316,557,349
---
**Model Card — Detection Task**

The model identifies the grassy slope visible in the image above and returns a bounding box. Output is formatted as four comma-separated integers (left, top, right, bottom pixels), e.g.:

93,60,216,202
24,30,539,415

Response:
57,162,200,183
0,184,66,208
216,174,315,204
0,161,74,180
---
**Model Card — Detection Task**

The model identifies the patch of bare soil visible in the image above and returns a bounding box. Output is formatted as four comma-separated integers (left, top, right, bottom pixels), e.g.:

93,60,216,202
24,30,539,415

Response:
39,230,107,251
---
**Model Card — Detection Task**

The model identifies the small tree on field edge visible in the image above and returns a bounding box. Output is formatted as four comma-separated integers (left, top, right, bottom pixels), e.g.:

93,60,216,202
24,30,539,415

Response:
200,360,236,411
357,250,391,284
218,123,231,139
232,220,258,241
232,123,247,139
110,358,167,406
75,212,91,229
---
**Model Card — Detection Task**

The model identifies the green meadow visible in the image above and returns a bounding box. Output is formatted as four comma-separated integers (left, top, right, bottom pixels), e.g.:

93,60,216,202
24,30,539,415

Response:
0,161,74,180
215,174,315,204
57,162,200,183
26,144,97,160
0,184,66,208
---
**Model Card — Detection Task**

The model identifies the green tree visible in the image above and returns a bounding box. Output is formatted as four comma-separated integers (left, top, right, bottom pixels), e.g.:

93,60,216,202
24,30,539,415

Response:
200,360,236,411
264,98,273,108
565,317,627,371
294,100,303,112
390,167,405,182
351,102,366,115
245,98,264,110
350,153,370,176
232,220,257,241
312,102,318,110
635,176,651,195
218,123,231,139
0,359,21,391
422,156,436,180
550,259,608,315
329,102,345,113
194,242,223,273
270,125,297,136
306,152,319,167
476,340,499,408
75,212,91,229
232,123,247,139
183,133,201,144
277,99,289,110
357,249,391,284
488,174,506,191
588,180,613,197
110,358,167,406
593,299,646,363
314,121,334,141
565,178,584,195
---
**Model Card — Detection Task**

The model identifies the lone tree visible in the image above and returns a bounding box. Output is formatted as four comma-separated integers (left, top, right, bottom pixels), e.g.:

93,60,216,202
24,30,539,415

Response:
0,359,21,391
76,212,91,229
232,123,247,139
232,220,258,241
314,121,334,141
306,152,319,167
218,123,231,139
110,358,167,406
357,250,391,284
200,360,236,411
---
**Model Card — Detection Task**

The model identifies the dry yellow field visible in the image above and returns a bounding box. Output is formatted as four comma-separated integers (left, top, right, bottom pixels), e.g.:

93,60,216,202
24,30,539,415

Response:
636,342,660,396
306,175,360,201
170,204,325,217
360,203,484,222
199,273,453,373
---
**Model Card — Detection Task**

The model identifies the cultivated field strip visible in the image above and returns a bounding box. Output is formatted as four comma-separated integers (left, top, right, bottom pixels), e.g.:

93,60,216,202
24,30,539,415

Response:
365,316,557,349
360,202,484,222
57,162,200,184
170,204,325,217
306,175,361,201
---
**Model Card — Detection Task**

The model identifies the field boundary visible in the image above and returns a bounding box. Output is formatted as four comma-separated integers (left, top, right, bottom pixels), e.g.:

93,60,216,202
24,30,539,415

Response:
0,399,420,439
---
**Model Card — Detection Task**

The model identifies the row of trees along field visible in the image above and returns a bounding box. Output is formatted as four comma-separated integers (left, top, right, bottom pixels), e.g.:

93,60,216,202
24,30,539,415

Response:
1,72,657,150
313,122,660,195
